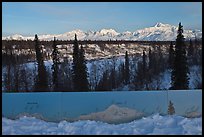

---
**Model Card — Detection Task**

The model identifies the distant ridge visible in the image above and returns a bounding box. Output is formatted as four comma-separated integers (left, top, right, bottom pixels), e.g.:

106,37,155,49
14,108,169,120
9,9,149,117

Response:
2,23,202,41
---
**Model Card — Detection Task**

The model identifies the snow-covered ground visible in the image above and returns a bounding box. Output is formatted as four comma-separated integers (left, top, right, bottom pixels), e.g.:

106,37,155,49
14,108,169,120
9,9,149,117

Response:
2,114,202,135
2,55,202,91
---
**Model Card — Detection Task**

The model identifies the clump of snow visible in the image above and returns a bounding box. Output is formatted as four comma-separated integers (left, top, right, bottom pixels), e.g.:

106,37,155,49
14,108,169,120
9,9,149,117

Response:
2,114,202,135
78,105,144,124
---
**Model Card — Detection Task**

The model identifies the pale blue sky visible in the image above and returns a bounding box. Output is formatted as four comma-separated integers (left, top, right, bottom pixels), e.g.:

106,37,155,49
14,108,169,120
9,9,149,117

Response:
2,2,202,36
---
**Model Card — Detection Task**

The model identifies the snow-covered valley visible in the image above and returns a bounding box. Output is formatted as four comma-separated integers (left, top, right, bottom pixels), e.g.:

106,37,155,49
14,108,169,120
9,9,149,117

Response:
2,55,202,92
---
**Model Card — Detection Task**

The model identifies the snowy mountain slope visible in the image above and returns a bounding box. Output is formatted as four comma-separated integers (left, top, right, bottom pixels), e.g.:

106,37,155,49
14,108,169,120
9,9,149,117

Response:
2,23,202,41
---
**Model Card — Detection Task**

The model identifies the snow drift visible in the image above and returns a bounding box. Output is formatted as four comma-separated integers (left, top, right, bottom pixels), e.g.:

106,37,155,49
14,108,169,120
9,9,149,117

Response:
2,114,202,135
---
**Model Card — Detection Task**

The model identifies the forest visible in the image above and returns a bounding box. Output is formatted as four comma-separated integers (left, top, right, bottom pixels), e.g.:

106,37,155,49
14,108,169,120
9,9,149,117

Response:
2,23,202,92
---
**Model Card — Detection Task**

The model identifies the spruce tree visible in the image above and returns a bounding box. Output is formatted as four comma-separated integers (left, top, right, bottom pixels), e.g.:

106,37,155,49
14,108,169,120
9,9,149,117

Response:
158,46,165,72
134,61,144,90
168,100,175,115
142,50,147,82
188,39,194,57
60,58,73,91
125,51,130,84
110,68,116,89
170,23,189,90
192,38,199,65
187,39,194,66
34,34,43,65
52,37,60,91
78,45,89,91
72,34,80,91
72,34,89,91
119,63,125,84
168,41,174,69
4,46,11,92
121,63,125,83
135,50,148,90
34,34,48,92
96,70,110,91
147,47,153,86
14,56,19,92
148,47,152,70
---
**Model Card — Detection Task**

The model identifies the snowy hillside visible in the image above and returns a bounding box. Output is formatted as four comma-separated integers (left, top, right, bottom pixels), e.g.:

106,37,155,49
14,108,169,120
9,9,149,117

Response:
2,114,202,135
2,23,202,41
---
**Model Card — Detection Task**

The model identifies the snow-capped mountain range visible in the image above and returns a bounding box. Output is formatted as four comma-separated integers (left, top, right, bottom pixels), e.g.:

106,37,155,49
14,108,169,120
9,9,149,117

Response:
2,23,202,41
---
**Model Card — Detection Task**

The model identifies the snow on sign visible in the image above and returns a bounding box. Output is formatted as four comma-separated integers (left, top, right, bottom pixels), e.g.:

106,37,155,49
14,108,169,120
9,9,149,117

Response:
2,90,202,124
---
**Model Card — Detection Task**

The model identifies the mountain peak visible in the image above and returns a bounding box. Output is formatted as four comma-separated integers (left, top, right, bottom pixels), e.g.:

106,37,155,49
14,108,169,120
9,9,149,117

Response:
99,29,119,35
154,22,169,27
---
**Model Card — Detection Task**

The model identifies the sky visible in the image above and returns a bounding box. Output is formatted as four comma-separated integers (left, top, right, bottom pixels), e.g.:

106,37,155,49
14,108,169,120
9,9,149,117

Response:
2,2,202,36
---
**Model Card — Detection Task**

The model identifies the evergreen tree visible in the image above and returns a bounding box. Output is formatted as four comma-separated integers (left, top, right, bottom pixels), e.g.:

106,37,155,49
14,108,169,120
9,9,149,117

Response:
158,46,165,72
3,45,11,92
192,37,199,65
134,61,144,90
78,45,89,91
14,55,20,92
125,51,130,84
142,50,147,74
168,41,174,69
96,70,110,91
188,39,194,57
168,100,175,115
52,37,60,91
72,34,80,91
148,47,153,70
147,47,153,87
187,39,194,66
60,58,73,91
121,63,125,83
72,34,89,91
170,23,189,90
34,34,43,65
119,63,125,84
134,51,147,90
20,66,29,92
34,34,48,92
152,49,160,75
